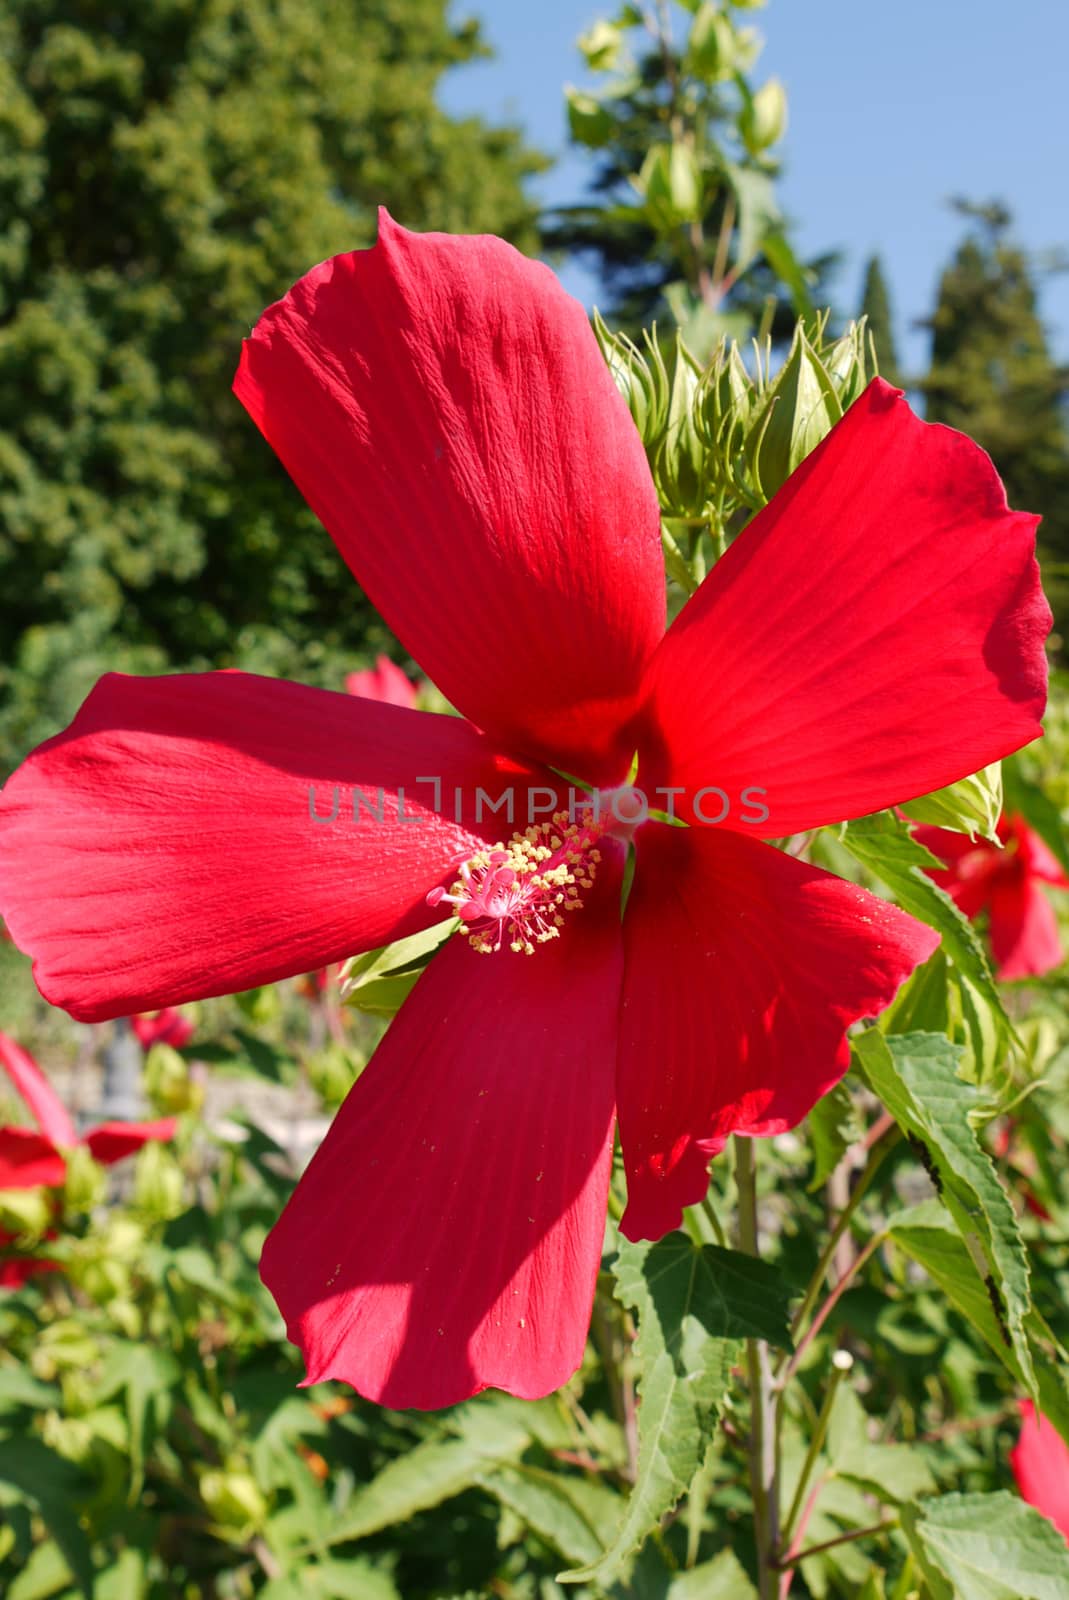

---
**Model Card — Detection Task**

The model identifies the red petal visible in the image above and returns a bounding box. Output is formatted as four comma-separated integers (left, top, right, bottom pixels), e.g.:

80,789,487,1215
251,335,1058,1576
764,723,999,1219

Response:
260,852,624,1409
616,824,937,1240
639,380,1049,834
0,1032,76,1148
1011,1401,1069,1541
84,1119,178,1165
345,657,418,710
911,825,999,919
0,1128,66,1189
131,1009,195,1051
0,671,561,1021
989,878,1064,980
234,212,664,784
1006,814,1069,888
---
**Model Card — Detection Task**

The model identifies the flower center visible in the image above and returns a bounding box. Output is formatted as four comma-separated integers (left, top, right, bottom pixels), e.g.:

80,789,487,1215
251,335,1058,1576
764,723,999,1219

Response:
428,811,602,955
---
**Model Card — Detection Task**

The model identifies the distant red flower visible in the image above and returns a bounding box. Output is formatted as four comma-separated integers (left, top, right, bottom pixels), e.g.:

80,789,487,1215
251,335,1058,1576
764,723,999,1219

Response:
345,655,418,709
914,813,1068,979
0,217,1049,1406
0,1030,176,1189
0,1234,58,1289
131,1008,194,1051
1011,1400,1069,1541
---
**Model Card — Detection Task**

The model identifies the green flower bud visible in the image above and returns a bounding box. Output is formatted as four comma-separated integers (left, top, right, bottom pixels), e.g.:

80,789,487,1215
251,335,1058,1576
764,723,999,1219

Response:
593,313,669,447
200,1466,268,1537
655,335,706,515
133,1141,185,1221
634,142,703,231
0,1185,53,1237
306,1043,361,1111
901,763,1003,843
746,326,842,501
32,1319,101,1381
687,4,737,80
144,1041,203,1116
740,78,787,154
578,20,622,72
62,1144,106,1215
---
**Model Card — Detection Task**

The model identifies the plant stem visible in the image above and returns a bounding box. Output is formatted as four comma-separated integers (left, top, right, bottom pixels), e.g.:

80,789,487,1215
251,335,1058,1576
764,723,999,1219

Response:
701,1190,727,1246
778,1121,899,1371
781,1235,885,1390
779,1352,851,1545
735,1135,779,1599
774,1519,897,1570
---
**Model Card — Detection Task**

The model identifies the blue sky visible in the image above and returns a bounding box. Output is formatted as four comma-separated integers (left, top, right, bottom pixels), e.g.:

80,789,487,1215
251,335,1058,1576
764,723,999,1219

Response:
441,0,1069,373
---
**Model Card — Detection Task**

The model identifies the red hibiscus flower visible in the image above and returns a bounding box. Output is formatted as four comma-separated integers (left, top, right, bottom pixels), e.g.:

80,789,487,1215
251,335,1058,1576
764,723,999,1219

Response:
0,1029,176,1187
346,655,418,709
1011,1401,1069,1541
913,813,1067,980
0,216,1049,1406
131,1008,195,1051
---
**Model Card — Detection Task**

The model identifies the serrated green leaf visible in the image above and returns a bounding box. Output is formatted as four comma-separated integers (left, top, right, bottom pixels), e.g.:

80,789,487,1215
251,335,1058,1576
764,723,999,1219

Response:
854,1030,1034,1394
840,812,1013,1063
320,1398,533,1547
341,923,452,1018
806,1080,861,1191
889,1202,1069,1446
559,1234,792,1585
902,1490,1069,1599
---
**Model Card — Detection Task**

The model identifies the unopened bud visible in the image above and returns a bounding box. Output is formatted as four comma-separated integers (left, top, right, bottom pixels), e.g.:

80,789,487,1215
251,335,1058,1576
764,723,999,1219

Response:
740,78,787,154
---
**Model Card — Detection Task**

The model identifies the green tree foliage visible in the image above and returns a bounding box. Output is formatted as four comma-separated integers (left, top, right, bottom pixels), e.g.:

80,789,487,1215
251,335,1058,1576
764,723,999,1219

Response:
0,0,544,770
921,202,1069,646
857,252,902,388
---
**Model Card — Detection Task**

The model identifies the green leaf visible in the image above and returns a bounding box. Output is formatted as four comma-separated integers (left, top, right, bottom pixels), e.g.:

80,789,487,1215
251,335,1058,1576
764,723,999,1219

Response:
725,162,781,275
341,923,452,1019
260,1560,400,1600
477,1463,623,1567
93,1548,146,1600
320,1397,534,1547
900,763,1003,843
853,1030,1034,1394
840,811,1013,1061
806,1080,861,1191
92,1343,180,1499
559,1234,792,1585
889,1201,1069,1446
902,1491,1069,1599
668,1549,758,1598
8,1538,71,1600
0,1367,61,1415
825,1385,936,1504
0,1439,93,1597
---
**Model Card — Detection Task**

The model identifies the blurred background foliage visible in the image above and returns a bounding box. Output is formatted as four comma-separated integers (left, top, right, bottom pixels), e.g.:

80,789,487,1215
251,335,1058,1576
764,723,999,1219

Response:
0,0,543,769
4,1,1069,1596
